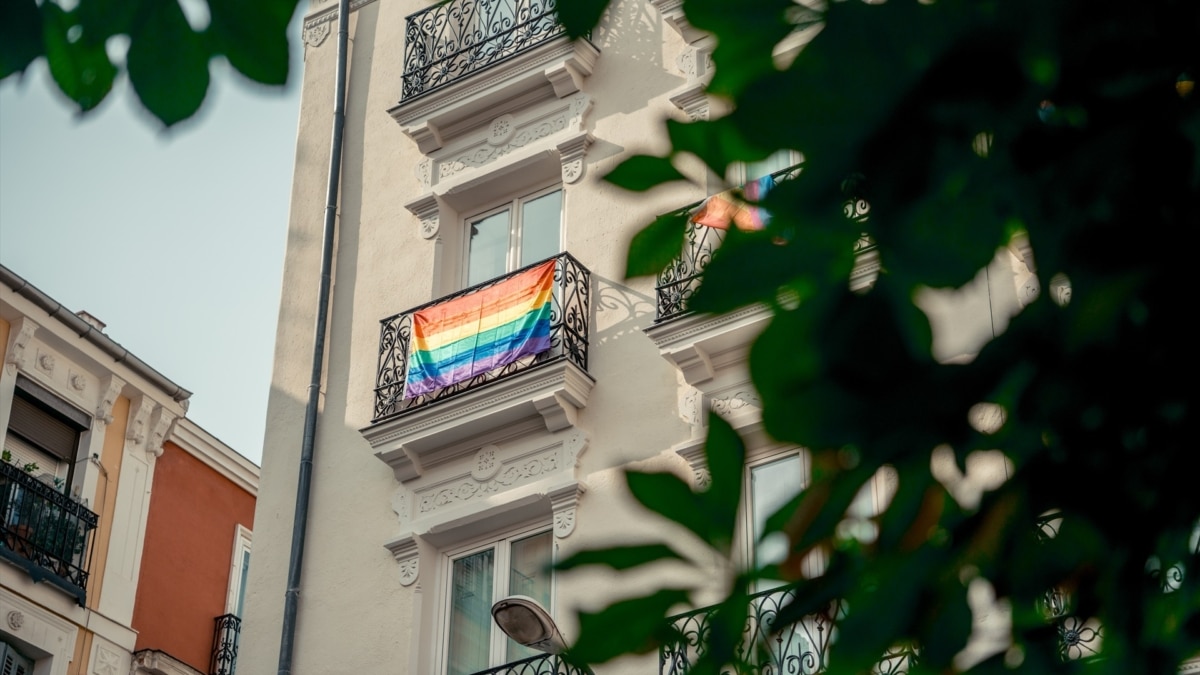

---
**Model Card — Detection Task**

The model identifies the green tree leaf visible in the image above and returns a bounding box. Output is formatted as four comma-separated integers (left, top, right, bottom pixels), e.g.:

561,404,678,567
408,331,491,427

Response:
0,0,43,79
207,0,296,86
569,589,690,664
553,0,607,41
603,154,688,192
624,210,689,279
555,544,688,572
126,0,210,126
40,3,116,112
625,471,715,550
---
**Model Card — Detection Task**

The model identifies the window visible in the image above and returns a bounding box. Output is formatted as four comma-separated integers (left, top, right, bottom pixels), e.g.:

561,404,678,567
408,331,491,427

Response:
226,525,253,617
444,528,554,675
3,375,88,491
465,186,563,287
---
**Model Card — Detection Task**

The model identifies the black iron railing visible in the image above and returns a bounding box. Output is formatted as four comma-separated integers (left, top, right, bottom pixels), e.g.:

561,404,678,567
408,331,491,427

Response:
660,584,918,675
654,165,877,323
210,613,241,675
401,0,566,101
469,653,590,675
373,252,591,422
0,461,97,605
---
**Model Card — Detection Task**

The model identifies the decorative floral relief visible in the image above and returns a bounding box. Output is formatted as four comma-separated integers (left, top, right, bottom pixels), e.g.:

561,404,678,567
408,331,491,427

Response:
562,158,584,184
6,611,23,631
398,557,419,586
694,467,712,490
488,114,516,145
302,19,331,48
471,445,501,482
94,646,121,675
70,372,87,393
37,352,55,374
416,159,432,190
439,114,568,179
711,391,760,416
553,508,576,537
417,453,558,514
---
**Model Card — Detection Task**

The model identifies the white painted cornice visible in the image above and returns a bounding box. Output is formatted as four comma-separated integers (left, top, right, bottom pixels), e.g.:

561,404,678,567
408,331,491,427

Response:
169,417,260,496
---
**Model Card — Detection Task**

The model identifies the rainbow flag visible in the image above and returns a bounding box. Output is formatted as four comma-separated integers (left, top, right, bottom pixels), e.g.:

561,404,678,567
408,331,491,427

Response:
404,259,556,398
690,174,776,231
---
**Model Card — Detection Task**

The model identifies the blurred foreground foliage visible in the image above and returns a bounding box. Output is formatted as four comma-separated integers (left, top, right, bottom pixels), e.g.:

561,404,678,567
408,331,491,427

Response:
0,0,300,126
556,0,1199,673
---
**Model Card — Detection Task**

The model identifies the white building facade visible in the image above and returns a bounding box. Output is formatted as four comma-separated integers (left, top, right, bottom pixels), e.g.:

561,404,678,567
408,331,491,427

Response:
239,1,1182,674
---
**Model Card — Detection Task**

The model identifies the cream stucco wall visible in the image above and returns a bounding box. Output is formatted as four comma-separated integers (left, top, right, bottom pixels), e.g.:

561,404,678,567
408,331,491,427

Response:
240,1,1042,674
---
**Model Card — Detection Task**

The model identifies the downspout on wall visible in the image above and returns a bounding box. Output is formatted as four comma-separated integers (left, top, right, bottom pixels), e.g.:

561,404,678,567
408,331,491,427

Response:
278,0,349,670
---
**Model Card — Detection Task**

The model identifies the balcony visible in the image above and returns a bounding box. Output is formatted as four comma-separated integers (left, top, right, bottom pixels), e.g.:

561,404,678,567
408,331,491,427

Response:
210,613,241,675
660,584,917,675
402,0,568,102
654,165,876,324
470,653,590,675
374,252,590,422
0,460,98,605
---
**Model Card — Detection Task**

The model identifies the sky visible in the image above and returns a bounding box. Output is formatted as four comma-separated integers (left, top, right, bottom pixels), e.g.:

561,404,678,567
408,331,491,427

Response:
0,17,306,466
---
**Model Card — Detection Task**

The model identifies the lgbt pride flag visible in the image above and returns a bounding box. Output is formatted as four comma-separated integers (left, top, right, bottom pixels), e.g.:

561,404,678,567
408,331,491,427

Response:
690,174,776,231
404,259,556,398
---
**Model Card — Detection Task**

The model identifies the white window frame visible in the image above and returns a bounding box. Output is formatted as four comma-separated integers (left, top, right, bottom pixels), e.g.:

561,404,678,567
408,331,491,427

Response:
726,149,803,187
461,183,564,289
225,524,253,617
434,520,556,675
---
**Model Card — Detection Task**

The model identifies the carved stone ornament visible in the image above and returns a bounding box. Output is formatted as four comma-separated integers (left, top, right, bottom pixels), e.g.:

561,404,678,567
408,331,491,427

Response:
5,318,38,372
70,371,87,393
94,645,122,675
416,159,433,190
406,194,441,240
6,610,23,631
471,444,502,482
711,391,761,417
386,535,421,587
126,396,154,444
147,408,177,458
96,375,126,425
549,482,586,539
488,114,517,146
556,132,593,185
303,18,332,48
391,490,411,529
36,351,55,374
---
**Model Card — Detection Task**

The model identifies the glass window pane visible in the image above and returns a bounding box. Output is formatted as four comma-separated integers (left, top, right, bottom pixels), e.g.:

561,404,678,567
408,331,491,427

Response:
518,190,561,268
751,454,803,568
448,549,495,675
505,531,553,662
468,210,511,286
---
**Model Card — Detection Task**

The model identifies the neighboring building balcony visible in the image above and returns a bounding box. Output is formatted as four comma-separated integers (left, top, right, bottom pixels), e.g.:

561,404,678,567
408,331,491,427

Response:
366,253,593,484
0,460,98,605
210,613,241,675
659,583,918,675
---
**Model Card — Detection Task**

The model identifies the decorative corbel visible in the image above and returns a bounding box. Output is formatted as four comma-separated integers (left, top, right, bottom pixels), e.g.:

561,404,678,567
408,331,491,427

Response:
549,482,587,539
4,318,38,374
125,395,155,445
302,16,332,48
673,436,710,490
669,84,710,121
147,407,178,458
650,0,707,43
95,375,126,426
385,533,421,587
556,132,593,185
405,194,441,240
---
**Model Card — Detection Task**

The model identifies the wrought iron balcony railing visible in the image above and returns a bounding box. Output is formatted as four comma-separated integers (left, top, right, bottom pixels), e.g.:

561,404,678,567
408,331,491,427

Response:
660,583,919,675
210,613,241,675
654,165,876,323
401,0,567,101
373,252,591,422
469,653,590,675
0,460,98,605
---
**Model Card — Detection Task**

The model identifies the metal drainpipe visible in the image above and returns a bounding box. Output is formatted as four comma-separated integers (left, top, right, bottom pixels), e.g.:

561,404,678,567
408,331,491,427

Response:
278,0,349,670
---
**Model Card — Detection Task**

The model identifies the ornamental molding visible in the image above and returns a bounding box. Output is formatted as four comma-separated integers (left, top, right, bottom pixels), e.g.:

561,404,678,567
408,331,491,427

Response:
649,0,708,43
126,395,155,444
302,19,331,48
431,93,592,185
404,193,440,239
549,481,586,538
36,350,55,375
384,533,420,587
147,407,178,458
557,131,594,184
390,39,600,154
4,317,38,373
711,390,761,418
366,361,594,483
6,610,23,630
93,645,122,675
302,0,378,35
415,449,560,516
96,374,126,425
673,436,709,489
669,83,710,121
